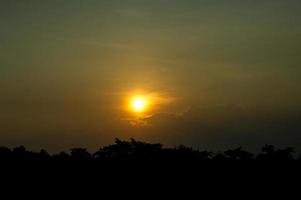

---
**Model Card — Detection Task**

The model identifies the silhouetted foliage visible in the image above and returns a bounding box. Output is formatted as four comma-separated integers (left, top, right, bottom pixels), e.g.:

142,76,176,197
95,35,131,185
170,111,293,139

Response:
223,147,254,161
211,147,254,161
93,138,163,161
0,139,300,162
52,152,71,161
0,147,11,160
256,145,295,161
70,148,91,161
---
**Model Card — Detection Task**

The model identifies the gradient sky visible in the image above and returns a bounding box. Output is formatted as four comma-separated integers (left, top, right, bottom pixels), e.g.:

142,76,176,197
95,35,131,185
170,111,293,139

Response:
1,0,301,152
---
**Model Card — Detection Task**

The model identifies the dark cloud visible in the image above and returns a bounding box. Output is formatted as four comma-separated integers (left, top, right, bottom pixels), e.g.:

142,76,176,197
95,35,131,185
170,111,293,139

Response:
136,105,301,152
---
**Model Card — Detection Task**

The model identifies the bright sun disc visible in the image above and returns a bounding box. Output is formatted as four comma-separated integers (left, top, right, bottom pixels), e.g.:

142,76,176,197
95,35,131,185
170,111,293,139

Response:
131,97,147,112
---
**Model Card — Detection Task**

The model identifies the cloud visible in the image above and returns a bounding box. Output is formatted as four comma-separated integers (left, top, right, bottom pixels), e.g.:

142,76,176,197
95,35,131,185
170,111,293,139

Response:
45,35,130,50
131,105,301,152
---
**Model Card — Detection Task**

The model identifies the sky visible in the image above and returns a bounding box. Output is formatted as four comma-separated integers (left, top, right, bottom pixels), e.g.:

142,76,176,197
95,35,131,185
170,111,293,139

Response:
1,0,301,153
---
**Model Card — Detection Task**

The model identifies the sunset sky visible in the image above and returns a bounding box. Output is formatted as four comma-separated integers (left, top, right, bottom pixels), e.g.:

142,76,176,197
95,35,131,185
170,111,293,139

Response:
1,0,301,152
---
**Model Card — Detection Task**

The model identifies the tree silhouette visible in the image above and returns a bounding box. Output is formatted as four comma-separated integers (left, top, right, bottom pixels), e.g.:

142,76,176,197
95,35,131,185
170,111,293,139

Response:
0,139,299,162
70,148,91,161
53,152,71,161
223,147,254,161
0,146,12,160
257,145,294,161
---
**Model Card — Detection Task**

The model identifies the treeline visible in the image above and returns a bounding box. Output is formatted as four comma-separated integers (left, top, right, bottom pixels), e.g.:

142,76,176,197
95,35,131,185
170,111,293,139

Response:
0,139,300,162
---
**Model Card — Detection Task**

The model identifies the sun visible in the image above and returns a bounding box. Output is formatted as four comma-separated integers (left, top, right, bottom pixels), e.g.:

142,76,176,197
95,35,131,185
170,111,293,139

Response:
130,96,148,113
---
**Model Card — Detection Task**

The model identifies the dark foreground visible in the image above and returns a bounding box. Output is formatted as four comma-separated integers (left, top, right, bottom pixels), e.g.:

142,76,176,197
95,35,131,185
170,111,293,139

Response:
1,138,300,162
0,139,300,195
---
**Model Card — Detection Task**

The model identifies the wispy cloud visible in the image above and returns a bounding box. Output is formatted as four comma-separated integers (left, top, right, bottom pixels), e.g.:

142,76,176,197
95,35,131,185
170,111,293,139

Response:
45,34,130,50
